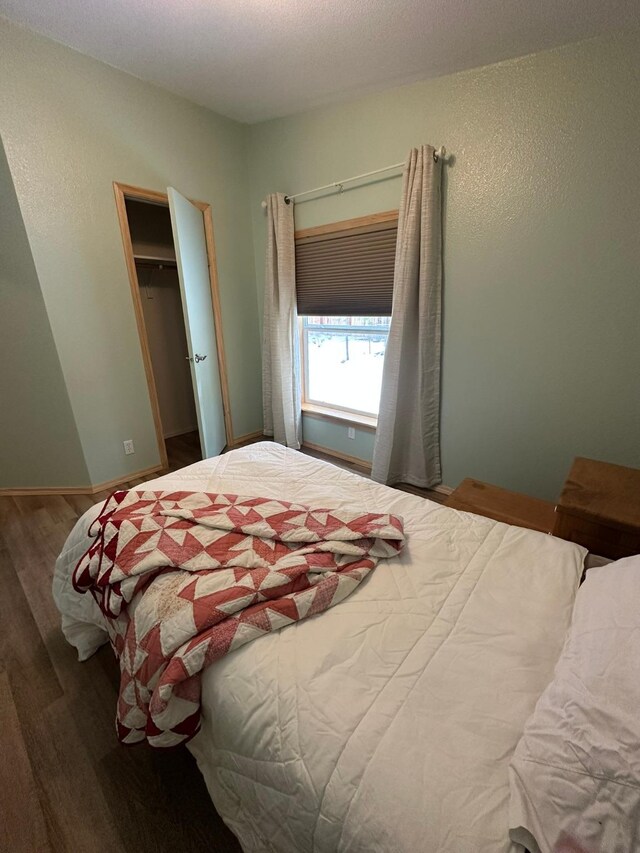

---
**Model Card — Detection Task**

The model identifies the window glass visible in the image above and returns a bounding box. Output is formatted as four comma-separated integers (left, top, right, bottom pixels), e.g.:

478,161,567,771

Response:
302,316,390,416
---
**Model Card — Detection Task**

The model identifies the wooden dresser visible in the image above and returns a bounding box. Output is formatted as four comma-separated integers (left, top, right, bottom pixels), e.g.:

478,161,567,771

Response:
445,459,640,560
444,478,555,534
553,457,640,560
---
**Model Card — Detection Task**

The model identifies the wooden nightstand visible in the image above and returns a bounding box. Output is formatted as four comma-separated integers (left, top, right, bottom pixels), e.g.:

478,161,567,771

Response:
444,478,556,533
553,458,640,560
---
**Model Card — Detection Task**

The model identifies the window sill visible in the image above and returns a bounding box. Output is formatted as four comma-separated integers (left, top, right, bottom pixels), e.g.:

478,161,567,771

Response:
301,403,377,431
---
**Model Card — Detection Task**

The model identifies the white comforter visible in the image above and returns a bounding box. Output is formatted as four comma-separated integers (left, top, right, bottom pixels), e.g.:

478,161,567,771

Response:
53,442,585,853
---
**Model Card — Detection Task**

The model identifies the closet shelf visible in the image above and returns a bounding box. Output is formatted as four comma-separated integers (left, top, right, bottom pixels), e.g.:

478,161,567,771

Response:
134,253,177,266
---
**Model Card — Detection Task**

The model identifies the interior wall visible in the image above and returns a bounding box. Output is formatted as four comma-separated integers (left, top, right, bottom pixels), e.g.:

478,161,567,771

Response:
137,266,198,440
0,135,89,489
248,29,640,500
0,17,262,486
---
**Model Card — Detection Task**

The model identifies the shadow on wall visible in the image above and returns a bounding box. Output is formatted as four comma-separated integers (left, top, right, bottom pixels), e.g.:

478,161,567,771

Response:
0,134,89,489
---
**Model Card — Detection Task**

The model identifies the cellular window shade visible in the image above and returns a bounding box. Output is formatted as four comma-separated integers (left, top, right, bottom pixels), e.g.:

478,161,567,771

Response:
295,219,397,316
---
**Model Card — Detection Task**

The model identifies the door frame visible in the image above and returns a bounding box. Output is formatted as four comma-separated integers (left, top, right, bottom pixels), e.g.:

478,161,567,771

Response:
113,182,234,470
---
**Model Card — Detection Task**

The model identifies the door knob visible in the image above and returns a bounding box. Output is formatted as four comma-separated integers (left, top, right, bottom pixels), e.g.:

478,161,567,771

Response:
195,353,207,363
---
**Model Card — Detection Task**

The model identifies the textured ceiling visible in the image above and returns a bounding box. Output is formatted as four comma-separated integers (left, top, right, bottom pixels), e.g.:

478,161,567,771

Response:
1,0,639,123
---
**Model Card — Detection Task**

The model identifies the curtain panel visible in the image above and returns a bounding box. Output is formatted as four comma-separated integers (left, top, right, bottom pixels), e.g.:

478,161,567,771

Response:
262,194,302,449
371,146,443,487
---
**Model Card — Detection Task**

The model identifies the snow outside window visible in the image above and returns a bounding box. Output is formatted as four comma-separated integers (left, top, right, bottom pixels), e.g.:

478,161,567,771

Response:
301,316,390,417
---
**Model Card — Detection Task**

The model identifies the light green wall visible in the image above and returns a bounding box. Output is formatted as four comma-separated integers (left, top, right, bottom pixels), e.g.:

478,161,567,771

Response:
0,135,89,488
248,30,640,500
2,21,638,497
303,415,375,463
0,18,262,486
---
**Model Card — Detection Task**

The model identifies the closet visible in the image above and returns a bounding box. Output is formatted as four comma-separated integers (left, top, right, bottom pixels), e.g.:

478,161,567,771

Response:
128,198,198,447
115,184,231,468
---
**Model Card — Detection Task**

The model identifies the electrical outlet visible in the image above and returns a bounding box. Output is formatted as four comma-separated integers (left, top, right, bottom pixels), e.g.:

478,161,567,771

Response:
347,427,356,440
123,439,135,455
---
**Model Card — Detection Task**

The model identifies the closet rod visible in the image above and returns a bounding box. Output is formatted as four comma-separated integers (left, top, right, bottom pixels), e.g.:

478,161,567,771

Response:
260,146,446,208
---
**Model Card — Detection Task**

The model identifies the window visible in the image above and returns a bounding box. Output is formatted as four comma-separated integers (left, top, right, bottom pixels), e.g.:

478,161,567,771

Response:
302,316,391,417
295,213,397,423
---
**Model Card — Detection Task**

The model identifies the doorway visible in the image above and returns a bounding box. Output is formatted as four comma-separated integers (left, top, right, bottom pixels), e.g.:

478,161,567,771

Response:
113,183,233,471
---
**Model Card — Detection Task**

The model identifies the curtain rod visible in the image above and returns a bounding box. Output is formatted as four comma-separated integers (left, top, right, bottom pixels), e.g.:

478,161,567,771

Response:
260,146,446,209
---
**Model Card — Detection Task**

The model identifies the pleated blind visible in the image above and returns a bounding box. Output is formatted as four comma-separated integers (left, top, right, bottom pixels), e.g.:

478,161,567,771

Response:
295,218,397,316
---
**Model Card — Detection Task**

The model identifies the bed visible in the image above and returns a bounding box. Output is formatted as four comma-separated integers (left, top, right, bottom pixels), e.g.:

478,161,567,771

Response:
54,442,586,853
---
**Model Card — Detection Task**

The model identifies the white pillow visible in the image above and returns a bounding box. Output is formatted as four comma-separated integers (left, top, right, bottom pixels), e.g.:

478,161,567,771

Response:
509,554,640,853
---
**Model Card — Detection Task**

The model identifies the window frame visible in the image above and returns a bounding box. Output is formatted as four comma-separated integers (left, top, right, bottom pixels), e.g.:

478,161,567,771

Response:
295,211,398,429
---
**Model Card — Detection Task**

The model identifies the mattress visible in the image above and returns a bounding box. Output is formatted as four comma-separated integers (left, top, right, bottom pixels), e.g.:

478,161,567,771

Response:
53,442,585,853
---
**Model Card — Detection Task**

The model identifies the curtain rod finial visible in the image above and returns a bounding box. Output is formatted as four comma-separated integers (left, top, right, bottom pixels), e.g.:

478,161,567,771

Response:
261,199,268,209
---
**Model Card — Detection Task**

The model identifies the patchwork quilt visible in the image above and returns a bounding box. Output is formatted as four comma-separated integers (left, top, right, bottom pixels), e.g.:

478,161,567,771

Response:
73,489,404,747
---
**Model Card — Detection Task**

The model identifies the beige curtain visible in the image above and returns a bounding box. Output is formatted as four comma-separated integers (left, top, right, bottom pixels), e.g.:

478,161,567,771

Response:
371,146,442,487
262,193,302,448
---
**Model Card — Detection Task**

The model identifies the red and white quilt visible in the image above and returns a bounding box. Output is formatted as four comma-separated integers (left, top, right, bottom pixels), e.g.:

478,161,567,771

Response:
73,490,404,747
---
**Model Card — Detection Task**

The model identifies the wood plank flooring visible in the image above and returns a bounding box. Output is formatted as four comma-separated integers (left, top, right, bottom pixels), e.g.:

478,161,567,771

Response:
299,444,448,504
0,435,240,853
0,432,443,853
165,430,202,472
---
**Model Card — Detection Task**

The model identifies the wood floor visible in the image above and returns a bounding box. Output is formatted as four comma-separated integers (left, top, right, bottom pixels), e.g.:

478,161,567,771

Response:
300,444,448,505
0,435,240,853
165,430,202,472
0,432,443,853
